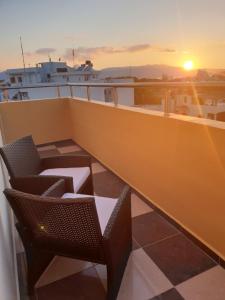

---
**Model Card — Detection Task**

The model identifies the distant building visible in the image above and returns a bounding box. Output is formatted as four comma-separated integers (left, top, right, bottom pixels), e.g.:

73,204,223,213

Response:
195,69,210,81
0,63,134,105
0,60,99,100
211,71,225,81
1,60,99,87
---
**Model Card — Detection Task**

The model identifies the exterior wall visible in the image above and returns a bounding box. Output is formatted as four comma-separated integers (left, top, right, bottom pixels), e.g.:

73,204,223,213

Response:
0,132,19,300
0,98,73,144
68,99,225,260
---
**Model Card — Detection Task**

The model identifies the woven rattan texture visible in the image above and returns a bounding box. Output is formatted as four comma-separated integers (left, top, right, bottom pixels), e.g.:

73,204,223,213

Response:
4,189,104,260
0,135,41,178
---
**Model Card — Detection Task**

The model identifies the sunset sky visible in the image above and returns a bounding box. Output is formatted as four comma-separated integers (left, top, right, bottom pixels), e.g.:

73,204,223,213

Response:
1,0,225,71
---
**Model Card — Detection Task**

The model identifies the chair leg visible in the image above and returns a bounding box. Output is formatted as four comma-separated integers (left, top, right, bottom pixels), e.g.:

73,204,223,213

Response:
85,174,94,195
78,175,94,195
16,223,54,295
25,246,54,295
106,241,132,300
104,186,132,299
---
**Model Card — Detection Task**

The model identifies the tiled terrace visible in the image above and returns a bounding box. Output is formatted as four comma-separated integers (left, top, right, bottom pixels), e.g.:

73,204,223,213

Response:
17,139,225,300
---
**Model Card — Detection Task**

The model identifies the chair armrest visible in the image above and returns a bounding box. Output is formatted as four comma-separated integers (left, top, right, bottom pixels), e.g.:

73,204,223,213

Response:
103,185,131,240
103,185,132,285
42,179,66,197
39,175,74,193
41,155,92,170
10,175,62,195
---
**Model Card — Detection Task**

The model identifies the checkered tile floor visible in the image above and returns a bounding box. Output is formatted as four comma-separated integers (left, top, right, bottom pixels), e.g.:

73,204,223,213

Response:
17,139,225,300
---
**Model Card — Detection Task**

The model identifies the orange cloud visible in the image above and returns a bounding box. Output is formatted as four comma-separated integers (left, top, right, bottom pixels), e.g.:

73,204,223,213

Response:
63,44,176,62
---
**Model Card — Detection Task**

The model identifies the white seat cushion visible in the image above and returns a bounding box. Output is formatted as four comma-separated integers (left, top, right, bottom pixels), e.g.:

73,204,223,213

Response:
62,193,118,233
40,167,90,193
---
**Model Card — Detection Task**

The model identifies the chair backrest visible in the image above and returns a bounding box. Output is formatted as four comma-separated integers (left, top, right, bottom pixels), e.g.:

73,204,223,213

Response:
0,135,41,179
4,188,104,261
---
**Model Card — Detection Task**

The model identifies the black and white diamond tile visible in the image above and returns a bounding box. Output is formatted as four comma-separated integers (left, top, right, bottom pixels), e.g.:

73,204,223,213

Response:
176,266,225,300
143,234,216,285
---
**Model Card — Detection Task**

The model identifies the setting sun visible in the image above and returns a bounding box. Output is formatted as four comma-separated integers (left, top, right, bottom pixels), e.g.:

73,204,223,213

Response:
183,60,194,71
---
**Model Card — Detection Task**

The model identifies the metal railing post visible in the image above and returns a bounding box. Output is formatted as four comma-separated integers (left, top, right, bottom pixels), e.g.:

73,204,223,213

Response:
56,86,61,98
18,90,22,101
164,89,170,117
213,99,217,106
112,87,118,106
69,85,73,98
3,89,9,102
87,86,90,101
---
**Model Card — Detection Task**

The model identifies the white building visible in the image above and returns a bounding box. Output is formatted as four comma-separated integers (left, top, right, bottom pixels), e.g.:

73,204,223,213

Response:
0,63,135,105
1,60,99,87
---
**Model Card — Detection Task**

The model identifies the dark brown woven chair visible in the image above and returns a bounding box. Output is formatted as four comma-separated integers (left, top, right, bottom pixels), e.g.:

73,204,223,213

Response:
0,135,93,195
4,180,132,300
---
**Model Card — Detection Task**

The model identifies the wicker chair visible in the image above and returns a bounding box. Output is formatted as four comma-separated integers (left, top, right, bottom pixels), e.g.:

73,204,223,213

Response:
0,135,93,195
4,180,132,300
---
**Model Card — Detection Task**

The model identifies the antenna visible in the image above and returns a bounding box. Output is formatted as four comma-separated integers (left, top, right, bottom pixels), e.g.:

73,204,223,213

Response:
20,36,26,72
48,53,51,62
72,48,75,67
129,65,132,77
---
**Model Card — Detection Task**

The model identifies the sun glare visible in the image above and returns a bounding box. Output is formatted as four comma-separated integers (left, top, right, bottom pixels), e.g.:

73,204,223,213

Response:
183,60,194,71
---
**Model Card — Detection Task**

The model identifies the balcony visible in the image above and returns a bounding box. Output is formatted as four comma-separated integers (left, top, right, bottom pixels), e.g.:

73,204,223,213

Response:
0,88,225,299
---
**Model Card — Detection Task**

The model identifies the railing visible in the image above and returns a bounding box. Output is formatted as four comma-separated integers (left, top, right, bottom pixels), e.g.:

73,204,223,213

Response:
1,81,225,118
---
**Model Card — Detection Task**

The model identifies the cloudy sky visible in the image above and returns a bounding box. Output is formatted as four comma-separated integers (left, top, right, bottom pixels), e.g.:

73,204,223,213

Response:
1,0,225,70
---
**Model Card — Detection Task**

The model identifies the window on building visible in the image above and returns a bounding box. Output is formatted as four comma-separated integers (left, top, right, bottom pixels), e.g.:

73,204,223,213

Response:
47,74,51,82
10,77,16,84
56,68,68,73
104,88,114,103
12,91,29,100
18,77,23,83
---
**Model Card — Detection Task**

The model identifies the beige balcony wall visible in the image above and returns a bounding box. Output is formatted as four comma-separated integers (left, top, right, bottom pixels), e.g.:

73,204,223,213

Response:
0,98,225,261
0,99,72,144
69,99,225,260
